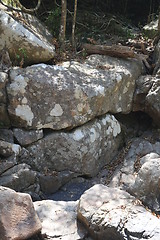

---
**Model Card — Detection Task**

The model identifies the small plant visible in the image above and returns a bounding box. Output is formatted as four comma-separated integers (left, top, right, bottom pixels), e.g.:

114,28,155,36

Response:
14,47,28,67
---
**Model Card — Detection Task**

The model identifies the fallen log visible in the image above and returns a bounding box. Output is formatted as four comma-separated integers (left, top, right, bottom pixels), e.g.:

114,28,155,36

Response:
82,43,135,58
82,43,152,73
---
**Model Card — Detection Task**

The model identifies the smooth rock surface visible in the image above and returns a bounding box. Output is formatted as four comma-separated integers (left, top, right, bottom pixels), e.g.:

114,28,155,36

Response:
0,186,42,240
21,113,123,177
34,200,87,240
0,10,55,65
78,184,160,240
7,56,144,129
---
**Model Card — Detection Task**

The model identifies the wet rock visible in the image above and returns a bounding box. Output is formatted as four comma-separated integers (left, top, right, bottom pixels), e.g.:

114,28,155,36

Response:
0,10,55,65
21,113,123,177
78,184,160,240
0,186,42,240
7,56,143,129
13,128,43,146
34,200,87,240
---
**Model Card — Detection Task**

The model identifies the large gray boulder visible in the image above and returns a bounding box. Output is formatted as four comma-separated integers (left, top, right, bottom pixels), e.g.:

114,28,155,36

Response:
109,136,160,190
21,113,123,177
109,132,160,213
7,56,144,130
0,186,42,240
130,153,160,213
0,9,55,65
78,184,160,240
34,200,87,240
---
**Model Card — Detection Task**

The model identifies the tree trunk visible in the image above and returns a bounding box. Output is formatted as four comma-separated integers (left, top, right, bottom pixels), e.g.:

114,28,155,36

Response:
72,0,78,48
59,0,67,49
158,11,160,33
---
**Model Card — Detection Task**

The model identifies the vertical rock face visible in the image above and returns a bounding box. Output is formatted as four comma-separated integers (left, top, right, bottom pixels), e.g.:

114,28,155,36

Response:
7,56,143,130
21,113,123,177
0,9,55,65
0,186,42,240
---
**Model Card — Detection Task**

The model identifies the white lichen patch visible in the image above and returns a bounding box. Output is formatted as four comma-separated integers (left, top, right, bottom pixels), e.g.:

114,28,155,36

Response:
12,144,21,156
15,105,34,126
102,114,121,137
90,128,97,143
73,129,84,141
106,126,112,135
9,75,28,96
116,74,122,82
123,86,128,94
22,97,28,104
50,104,63,117
77,103,84,112
96,85,105,96
74,87,84,99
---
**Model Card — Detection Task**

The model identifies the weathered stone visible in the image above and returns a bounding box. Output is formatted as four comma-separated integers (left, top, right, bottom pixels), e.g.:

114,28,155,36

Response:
0,129,14,143
130,153,160,213
21,114,123,177
34,200,87,240
0,10,55,65
0,163,37,192
109,137,160,190
0,71,8,103
13,128,43,146
0,140,21,157
0,186,42,240
0,104,10,128
7,56,144,129
78,184,160,240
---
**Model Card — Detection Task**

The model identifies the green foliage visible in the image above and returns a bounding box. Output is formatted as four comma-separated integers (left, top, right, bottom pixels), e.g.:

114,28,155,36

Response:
14,47,28,67
45,7,61,37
